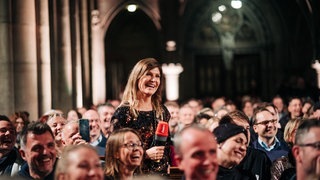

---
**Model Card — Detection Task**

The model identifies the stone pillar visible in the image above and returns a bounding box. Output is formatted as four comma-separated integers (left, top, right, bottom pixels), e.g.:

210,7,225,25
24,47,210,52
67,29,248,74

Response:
91,10,106,105
38,0,52,115
80,0,91,107
162,63,183,101
312,60,320,88
51,0,73,113
70,0,83,108
12,0,38,120
0,0,14,116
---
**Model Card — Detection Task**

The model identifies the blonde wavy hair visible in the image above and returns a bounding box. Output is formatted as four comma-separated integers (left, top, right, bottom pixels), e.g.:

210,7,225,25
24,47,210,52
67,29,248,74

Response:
121,58,164,120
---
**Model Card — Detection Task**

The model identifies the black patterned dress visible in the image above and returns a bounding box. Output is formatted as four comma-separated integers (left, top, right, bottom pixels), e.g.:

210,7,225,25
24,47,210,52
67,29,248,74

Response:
111,105,171,175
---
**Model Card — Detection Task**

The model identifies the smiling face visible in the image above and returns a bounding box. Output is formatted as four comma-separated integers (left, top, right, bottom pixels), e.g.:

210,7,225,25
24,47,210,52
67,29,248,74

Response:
0,120,16,156
179,106,195,126
20,131,56,179
63,147,104,180
217,133,247,168
137,67,161,97
253,110,278,141
117,132,144,170
82,110,101,142
47,116,67,142
288,98,302,118
98,106,115,138
175,128,218,180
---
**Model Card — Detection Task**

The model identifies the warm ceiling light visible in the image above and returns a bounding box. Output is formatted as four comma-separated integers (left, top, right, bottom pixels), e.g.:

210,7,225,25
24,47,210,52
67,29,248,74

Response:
166,40,176,51
127,4,137,12
212,12,222,23
218,5,226,12
231,0,242,9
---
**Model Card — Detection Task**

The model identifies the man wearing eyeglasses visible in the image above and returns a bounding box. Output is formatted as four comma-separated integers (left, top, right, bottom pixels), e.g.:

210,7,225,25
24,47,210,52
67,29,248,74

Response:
252,107,289,162
292,119,320,180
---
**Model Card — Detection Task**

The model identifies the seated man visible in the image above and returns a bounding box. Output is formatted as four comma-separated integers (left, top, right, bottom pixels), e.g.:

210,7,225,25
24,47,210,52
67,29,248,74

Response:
252,107,289,162
174,124,218,180
97,103,115,138
17,122,57,179
82,109,107,156
61,120,86,146
292,119,320,180
0,115,23,176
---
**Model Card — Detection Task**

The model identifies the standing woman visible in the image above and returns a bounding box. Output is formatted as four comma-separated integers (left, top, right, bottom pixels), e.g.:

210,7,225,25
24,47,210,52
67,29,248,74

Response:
111,58,171,175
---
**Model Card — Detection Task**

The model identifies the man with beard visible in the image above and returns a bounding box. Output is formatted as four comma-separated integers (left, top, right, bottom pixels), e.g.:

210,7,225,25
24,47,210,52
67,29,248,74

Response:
0,115,23,176
17,122,57,179
252,107,289,162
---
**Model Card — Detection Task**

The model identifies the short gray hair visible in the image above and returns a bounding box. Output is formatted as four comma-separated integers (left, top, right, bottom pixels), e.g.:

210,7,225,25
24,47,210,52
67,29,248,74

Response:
173,124,210,156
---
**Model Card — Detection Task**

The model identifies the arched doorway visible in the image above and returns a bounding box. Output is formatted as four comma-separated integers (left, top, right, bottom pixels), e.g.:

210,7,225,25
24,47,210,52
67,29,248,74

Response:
104,8,161,100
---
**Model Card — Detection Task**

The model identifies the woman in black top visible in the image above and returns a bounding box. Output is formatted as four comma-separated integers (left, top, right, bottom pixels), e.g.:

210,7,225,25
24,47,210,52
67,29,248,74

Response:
111,58,171,176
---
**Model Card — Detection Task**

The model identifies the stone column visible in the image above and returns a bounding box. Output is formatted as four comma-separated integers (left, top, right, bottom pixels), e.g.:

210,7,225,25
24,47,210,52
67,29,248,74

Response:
91,10,106,105
162,63,183,101
51,0,73,112
80,0,91,107
38,0,52,115
12,0,38,120
0,0,14,116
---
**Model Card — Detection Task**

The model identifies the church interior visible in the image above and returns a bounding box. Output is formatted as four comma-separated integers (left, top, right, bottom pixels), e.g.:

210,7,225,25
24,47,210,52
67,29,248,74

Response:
0,0,319,120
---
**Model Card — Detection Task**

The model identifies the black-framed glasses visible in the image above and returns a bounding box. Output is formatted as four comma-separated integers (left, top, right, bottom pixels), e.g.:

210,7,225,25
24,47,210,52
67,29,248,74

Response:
298,142,320,150
122,142,143,150
255,119,277,126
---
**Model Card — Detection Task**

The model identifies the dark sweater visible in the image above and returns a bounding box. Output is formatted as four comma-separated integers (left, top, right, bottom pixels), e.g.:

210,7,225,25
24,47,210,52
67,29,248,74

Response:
17,160,56,180
252,139,289,162
237,147,272,180
217,166,255,180
0,148,24,176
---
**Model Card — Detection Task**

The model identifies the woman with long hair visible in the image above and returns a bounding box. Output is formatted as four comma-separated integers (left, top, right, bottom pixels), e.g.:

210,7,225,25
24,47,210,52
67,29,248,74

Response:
105,128,144,180
111,58,171,175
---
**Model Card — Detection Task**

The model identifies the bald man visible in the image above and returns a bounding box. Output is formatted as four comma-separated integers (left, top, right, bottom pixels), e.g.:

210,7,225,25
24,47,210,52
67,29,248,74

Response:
174,125,218,180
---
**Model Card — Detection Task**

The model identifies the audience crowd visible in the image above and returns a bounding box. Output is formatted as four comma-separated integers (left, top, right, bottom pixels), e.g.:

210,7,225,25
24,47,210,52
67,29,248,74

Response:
1,58,320,180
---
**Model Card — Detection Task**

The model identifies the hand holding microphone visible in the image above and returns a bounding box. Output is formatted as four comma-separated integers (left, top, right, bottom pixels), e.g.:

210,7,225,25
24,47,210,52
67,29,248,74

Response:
154,121,169,146
146,121,169,162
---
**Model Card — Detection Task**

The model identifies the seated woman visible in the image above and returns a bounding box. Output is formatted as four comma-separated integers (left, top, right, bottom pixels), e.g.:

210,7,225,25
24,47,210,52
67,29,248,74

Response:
10,111,30,148
46,114,67,156
105,128,144,180
213,123,254,179
55,144,104,180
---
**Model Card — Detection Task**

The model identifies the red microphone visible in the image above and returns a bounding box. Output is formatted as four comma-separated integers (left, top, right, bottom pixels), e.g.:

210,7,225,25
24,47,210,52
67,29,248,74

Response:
154,121,169,146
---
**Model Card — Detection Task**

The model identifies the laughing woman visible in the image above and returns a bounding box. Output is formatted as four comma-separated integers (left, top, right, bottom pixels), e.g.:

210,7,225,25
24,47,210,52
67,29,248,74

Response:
111,58,171,175
105,128,144,180
213,123,255,180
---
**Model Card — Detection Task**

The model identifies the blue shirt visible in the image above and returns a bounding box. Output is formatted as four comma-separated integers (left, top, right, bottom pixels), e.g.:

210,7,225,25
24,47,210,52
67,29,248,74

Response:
258,137,281,151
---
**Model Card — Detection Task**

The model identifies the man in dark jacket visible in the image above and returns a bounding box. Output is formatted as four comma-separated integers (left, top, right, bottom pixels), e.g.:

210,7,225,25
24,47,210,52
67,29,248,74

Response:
252,107,289,162
17,122,57,180
0,115,23,176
